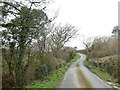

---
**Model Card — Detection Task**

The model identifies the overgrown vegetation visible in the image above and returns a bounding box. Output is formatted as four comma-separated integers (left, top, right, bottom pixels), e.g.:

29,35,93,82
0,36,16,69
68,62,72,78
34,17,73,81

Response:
26,53,80,88
84,59,117,83
82,26,120,85
1,0,79,88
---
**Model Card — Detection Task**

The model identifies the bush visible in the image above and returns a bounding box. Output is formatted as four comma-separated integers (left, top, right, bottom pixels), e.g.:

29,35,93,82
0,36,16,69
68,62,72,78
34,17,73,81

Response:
90,51,110,58
63,47,76,61
57,51,69,61
44,53,59,72
2,74,16,88
35,64,48,80
25,60,36,83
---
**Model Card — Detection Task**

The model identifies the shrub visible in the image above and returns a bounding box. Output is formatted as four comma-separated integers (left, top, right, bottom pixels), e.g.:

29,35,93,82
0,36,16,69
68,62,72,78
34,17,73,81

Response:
2,74,16,88
63,47,76,61
35,64,48,80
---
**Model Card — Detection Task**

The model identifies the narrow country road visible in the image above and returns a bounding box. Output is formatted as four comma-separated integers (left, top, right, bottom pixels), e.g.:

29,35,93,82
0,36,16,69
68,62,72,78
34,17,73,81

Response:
58,54,114,89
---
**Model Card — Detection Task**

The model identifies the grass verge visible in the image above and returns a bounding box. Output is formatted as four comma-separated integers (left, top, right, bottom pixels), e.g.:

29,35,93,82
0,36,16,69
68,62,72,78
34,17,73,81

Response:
83,59,117,83
26,53,80,88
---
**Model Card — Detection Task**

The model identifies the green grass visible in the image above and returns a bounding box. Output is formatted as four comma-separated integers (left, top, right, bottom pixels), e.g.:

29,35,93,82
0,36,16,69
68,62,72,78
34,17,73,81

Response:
26,53,80,88
83,59,117,83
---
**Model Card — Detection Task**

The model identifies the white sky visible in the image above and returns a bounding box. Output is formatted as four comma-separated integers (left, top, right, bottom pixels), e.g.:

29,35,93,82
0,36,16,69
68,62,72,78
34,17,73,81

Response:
47,0,119,50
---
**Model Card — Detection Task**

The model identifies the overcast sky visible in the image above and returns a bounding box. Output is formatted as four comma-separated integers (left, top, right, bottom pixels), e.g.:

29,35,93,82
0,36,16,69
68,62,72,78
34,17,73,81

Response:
47,0,119,50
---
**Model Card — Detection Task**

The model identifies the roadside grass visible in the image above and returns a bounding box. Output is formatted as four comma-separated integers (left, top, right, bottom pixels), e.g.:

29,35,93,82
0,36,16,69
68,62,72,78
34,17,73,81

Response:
83,59,117,83
26,53,80,88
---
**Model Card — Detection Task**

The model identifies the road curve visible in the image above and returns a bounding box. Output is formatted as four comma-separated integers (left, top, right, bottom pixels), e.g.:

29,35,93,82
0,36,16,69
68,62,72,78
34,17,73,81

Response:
58,53,113,89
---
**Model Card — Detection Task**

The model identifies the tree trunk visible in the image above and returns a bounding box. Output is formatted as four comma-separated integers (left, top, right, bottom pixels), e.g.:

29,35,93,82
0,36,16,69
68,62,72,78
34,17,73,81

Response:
15,42,26,87
9,42,15,76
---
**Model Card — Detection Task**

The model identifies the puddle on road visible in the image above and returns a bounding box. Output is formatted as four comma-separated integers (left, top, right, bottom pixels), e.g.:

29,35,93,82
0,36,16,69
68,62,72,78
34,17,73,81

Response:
76,63,94,90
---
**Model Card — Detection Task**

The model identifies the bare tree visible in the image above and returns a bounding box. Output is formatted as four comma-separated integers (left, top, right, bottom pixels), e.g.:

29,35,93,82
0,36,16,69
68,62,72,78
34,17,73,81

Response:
51,24,78,58
36,23,55,65
83,37,93,60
